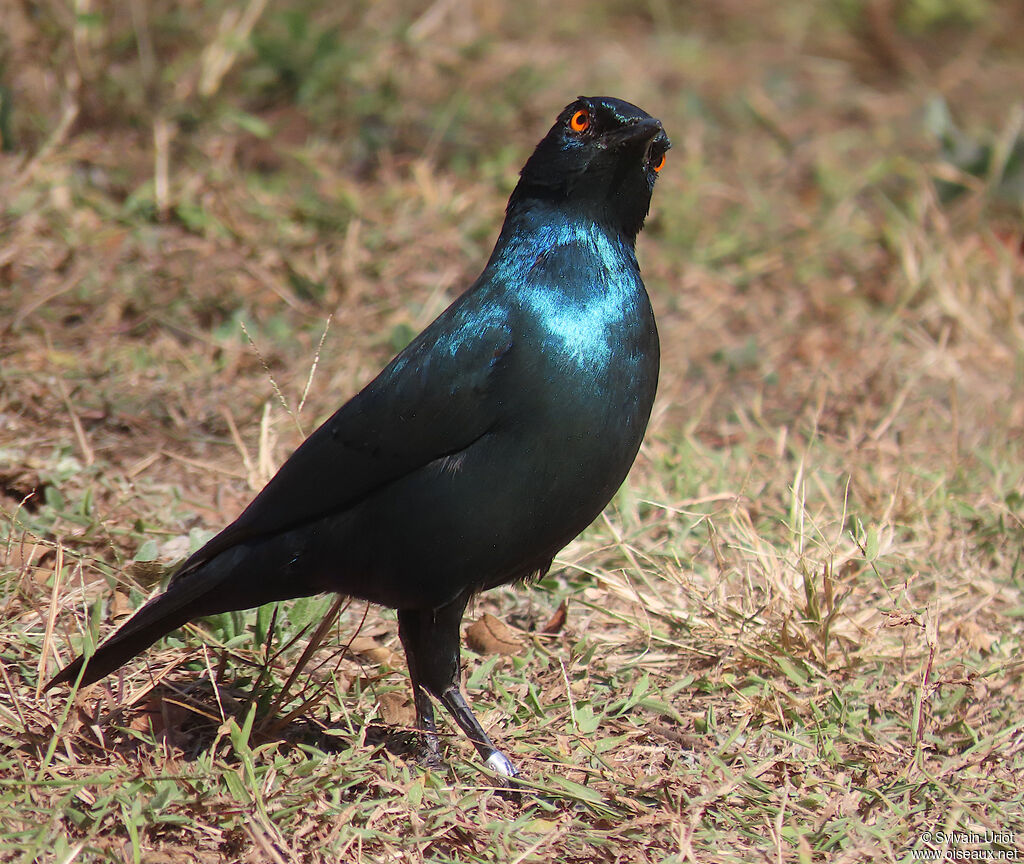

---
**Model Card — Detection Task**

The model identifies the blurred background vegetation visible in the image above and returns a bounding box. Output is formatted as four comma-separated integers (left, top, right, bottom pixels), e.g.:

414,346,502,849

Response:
1,1,1023,862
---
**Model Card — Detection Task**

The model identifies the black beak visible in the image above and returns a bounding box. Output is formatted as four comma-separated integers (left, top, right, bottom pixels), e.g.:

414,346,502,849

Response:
606,117,668,151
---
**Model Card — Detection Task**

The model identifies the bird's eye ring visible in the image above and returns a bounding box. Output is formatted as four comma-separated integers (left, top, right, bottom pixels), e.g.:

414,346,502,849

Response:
569,109,591,133
653,152,666,173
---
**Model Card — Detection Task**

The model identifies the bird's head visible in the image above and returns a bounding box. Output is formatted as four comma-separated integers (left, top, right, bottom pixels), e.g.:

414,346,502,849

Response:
510,96,671,241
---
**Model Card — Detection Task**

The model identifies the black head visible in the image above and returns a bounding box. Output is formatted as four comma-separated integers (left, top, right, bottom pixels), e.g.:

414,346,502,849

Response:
510,96,671,241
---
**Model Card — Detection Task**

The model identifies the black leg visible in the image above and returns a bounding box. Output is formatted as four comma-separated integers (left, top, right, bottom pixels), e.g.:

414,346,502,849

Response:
397,592,517,778
436,685,516,776
400,617,443,769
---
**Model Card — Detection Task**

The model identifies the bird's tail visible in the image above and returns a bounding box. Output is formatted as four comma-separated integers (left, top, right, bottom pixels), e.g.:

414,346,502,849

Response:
45,552,241,690
46,528,333,691
46,593,197,689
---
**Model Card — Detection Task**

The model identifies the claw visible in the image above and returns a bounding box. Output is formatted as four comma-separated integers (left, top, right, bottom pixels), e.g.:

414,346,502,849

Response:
484,750,517,778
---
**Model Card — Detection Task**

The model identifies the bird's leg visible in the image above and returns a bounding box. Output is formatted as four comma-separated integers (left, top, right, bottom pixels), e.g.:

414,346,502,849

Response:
397,594,517,779
401,629,443,768
436,685,517,778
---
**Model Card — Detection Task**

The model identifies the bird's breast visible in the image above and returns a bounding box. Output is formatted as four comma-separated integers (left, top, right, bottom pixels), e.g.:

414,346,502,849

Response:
526,283,643,377
512,226,657,396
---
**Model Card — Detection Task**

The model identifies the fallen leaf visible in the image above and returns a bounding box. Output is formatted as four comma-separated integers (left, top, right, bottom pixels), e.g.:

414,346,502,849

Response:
954,620,999,654
540,600,568,634
347,636,398,666
378,690,416,727
465,613,522,655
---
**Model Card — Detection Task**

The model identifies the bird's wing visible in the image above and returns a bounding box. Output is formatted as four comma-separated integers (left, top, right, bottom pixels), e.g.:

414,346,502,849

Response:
175,297,514,577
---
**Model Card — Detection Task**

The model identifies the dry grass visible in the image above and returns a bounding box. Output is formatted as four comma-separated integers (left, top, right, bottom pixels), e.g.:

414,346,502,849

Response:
2,1,1023,862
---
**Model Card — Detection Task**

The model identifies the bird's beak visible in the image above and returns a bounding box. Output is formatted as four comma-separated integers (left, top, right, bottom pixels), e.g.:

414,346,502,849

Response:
605,117,668,151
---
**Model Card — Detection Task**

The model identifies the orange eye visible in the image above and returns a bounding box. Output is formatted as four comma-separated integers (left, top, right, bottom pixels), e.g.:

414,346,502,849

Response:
569,109,590,133
653,151,666,173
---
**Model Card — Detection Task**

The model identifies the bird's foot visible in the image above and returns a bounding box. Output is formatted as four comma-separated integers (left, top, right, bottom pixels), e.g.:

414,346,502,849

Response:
484,749,518,780
416,730,445,770
417,751,445,770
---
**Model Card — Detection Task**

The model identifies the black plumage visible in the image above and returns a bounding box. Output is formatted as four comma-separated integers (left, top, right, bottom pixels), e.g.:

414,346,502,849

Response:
48,96,670,777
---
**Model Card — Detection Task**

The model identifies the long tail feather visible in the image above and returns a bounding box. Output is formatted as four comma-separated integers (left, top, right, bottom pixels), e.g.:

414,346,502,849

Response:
46,594,196,688
44,550,242,690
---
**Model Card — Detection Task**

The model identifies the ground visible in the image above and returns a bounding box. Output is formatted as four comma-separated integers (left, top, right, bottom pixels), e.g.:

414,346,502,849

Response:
1,1,1023,862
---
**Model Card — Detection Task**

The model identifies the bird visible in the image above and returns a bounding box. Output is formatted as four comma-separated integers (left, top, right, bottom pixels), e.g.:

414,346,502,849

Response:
48,96,670,778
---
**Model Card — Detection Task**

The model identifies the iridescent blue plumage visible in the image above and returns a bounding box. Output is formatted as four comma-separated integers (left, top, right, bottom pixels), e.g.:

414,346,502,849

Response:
502,210,648,375
49,96,670,780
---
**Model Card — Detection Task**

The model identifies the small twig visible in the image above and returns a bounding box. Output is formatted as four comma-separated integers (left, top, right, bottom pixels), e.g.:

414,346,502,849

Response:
297,315,333,421
243,261,307,312
1,655,27,730
244,818,289,864
770,779,789,864
17,72,79,192
55,384,94,467
9,257,85,334
221,406,258,491
153,116,172,221
129,0,156,82
162,450,246,479
250,604,281,697
38,544,67,697
198,0,270,99
239,321,302,435
257,401,275,485
54,842,85,864
260,595,348,730
558,658,577,731
914,619,938,749
202,646,228,725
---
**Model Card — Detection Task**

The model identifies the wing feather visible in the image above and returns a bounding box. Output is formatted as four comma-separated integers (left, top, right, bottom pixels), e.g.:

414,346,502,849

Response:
173,291,514,580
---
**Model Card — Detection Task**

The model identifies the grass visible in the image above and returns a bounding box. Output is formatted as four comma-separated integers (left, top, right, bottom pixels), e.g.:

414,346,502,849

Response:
2,1,1024,861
